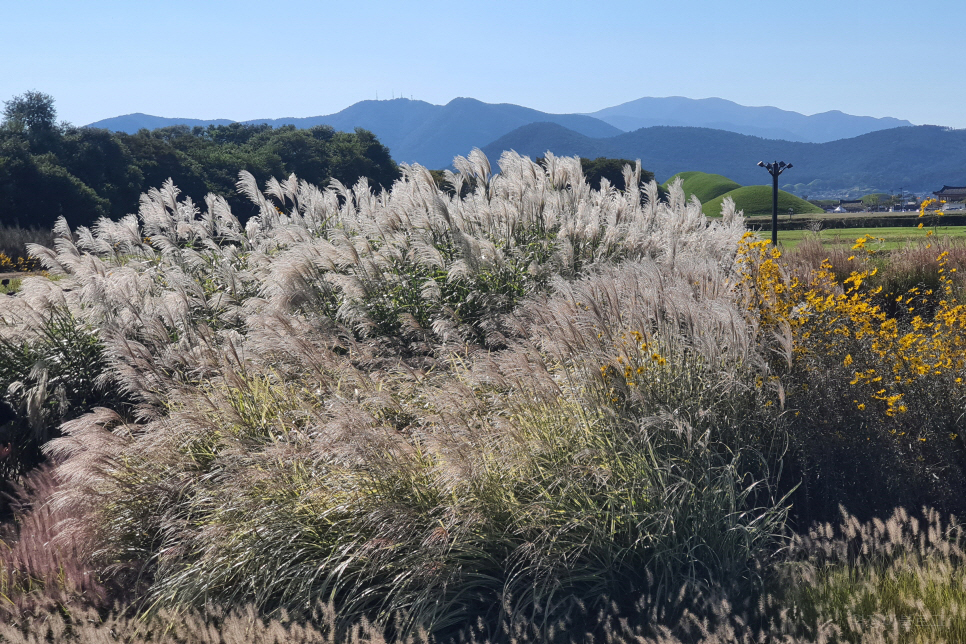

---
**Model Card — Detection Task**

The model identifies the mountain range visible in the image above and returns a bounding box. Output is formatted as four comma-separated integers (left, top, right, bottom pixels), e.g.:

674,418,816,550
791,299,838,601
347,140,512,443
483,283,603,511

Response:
585,96,912,143
481,122,966,198
88,96,912,166
88,98,622,170
86,96,964,197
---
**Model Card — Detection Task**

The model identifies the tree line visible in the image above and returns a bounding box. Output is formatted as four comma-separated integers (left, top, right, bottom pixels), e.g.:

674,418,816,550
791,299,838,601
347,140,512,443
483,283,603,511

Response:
0,92,401,228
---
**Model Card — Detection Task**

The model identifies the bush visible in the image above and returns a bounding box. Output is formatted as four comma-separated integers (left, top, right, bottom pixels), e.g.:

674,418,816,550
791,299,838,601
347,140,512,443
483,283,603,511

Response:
0,307,123,484
743,234,966,523
0,224,50,267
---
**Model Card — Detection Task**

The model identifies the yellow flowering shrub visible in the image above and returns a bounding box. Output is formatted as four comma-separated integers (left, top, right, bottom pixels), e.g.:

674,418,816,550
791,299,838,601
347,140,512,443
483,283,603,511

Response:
0,252,41,272
739,233,966,518
741,234,965,409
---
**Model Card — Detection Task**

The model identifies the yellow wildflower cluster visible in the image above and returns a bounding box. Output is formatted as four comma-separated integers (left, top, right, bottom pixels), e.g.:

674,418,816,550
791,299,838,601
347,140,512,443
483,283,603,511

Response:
735,232,798,327
848,234,885,258
917,198,946,240
919,198,943,217
739,236,966,422
0,252,40,272
599,329,669,390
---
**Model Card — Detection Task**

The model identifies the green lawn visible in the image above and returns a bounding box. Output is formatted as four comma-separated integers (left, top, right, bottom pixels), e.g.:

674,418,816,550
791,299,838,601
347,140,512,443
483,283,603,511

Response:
764,225,966,250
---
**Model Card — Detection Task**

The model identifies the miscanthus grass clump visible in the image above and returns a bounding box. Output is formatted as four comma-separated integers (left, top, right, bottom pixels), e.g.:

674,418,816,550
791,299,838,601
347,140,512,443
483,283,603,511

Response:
0,150,794,638
7,149,966,641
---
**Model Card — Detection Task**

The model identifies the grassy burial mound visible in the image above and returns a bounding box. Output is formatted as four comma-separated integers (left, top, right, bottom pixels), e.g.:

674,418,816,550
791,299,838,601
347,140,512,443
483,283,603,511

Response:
660,171,820,220
661,170,741,204
703,184,823,217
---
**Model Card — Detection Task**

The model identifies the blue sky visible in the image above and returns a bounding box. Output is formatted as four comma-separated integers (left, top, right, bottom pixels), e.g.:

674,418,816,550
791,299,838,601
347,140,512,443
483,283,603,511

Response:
4,0,964,128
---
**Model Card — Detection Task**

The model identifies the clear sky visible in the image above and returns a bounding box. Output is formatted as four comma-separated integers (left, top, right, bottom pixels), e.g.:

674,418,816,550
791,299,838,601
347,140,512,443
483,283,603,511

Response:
4,0,964,128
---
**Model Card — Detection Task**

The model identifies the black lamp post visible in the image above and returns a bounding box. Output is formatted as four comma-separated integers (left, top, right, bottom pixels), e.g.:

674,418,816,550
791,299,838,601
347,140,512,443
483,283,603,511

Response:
757,160,793,246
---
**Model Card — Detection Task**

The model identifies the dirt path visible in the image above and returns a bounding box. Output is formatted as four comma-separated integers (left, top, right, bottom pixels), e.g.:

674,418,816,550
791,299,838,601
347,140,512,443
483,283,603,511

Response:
0,272,41,281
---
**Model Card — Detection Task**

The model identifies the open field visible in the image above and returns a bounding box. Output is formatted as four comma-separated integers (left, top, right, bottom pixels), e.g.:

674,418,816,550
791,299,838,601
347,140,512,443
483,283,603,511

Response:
763,224,966,249
746,210,966,233
748,209,943,222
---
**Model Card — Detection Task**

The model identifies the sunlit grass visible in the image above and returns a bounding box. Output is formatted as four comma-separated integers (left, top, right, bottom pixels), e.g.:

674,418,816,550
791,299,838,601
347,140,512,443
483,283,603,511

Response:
766,225,966,250
0,277,21,295
773,508,966,644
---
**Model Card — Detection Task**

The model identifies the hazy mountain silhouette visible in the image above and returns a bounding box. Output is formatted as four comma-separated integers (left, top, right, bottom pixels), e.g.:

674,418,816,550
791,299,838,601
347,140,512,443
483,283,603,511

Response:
88,98,621,169
587,97,913,143
481,122,966,197
87,96,918,171
86,114,235,132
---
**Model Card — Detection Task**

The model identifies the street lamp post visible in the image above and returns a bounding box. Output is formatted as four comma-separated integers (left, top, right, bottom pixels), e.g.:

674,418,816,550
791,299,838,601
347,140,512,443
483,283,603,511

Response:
757,160,793,246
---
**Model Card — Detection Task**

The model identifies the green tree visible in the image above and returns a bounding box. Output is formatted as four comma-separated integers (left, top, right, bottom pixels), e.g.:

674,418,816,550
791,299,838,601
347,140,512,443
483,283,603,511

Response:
1,94,401,227
860,193,888,212
579,157,654,191
59,126,144,218
0,137,110,228
2,91,57,134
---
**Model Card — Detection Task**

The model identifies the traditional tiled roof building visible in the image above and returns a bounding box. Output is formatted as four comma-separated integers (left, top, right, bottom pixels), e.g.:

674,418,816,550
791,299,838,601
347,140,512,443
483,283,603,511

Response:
934,186,966,202
839,200,866,212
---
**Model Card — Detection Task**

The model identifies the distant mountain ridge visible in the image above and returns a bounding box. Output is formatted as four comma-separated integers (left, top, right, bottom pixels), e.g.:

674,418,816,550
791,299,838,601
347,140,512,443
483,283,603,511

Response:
88,98,622,169
587,96,912,143
86,96,916,169
88,114,235,132
481,122,966,198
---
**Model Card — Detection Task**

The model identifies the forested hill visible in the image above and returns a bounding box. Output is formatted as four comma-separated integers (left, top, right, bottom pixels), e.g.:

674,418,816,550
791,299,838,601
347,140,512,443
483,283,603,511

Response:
481,123,966,197
0,120,400,229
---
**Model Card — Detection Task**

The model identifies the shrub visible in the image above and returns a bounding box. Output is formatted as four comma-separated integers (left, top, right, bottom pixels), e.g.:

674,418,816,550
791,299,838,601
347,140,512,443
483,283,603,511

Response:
0,306,122,483
0,224,53,267
742,234,966,523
